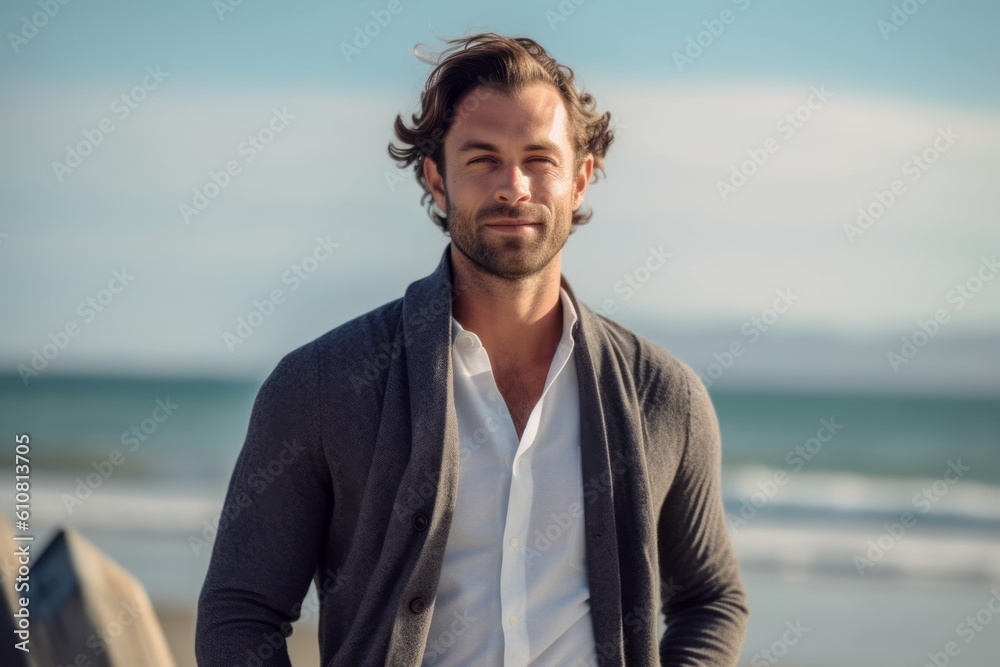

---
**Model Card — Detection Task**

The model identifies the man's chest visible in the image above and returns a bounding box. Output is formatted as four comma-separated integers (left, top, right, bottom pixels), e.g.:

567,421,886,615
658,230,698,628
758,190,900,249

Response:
492,363,549,441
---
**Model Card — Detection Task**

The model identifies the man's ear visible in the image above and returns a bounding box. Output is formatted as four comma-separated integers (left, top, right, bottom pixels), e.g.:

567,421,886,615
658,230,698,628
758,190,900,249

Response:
423,156,448,213
572,153,594,210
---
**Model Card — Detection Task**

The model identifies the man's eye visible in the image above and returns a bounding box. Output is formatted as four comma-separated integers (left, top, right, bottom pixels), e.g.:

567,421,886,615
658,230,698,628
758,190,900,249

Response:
468,157,554,166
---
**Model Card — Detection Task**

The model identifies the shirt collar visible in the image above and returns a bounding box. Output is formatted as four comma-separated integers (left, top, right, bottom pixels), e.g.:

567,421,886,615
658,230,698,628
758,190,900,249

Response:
451,286,578,353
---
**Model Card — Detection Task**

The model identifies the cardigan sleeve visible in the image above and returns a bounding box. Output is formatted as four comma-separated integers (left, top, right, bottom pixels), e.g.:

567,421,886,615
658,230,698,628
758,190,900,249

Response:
657,367,750,666
195,343,333,665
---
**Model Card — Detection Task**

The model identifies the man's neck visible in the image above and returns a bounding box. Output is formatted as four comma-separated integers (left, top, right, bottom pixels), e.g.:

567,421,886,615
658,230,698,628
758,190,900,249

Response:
449,243,564,368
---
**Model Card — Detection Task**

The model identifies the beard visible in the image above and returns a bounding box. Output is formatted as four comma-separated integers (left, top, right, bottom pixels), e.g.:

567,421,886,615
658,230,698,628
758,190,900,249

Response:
446,195,573,281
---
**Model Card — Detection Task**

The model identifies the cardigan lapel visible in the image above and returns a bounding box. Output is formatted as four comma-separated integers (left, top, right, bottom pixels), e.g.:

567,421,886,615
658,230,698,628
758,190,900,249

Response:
561,275,628,667
564,275,659,665
383,245,463,664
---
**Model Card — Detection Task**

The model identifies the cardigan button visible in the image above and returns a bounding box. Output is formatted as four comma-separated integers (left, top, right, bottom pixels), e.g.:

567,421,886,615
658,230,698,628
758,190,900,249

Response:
409,597,426,614
412,513,428,531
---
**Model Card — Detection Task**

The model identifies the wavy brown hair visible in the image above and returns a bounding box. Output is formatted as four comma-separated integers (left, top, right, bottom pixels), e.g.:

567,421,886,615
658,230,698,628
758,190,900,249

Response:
388,32,614,234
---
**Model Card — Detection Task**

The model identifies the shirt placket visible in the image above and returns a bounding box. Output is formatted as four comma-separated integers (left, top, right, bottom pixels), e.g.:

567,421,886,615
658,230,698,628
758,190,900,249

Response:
498,341,573,667
499,401,541,667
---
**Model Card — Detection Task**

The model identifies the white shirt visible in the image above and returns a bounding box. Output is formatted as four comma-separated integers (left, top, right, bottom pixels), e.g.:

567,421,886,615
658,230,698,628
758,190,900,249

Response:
422,287,597,667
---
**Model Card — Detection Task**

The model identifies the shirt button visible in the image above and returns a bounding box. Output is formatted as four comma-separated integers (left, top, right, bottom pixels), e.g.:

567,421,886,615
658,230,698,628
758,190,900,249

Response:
409,597,426,614
509,538,519,548
412,513,428,531
508,615,519,626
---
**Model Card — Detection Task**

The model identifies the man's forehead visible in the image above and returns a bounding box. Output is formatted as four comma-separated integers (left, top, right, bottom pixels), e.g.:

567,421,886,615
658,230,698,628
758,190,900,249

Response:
456,81,563,110
448,83,572,150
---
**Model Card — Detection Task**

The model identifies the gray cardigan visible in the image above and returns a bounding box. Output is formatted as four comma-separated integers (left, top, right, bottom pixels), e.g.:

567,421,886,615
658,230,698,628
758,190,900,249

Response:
196,244,749,666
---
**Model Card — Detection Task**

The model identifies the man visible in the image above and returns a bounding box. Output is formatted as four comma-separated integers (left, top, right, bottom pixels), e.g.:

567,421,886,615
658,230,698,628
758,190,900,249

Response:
196,33,749,666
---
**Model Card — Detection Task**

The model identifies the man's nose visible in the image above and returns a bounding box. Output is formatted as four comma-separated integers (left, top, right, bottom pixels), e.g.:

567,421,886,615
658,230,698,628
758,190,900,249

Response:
495,163,530,204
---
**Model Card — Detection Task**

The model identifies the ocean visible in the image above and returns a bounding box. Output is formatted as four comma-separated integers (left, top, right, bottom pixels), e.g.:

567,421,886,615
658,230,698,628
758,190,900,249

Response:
4,374,997,484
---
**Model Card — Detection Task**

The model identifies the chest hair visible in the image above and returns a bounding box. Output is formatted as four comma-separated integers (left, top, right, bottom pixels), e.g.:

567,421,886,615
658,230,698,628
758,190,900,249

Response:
491,353,550,441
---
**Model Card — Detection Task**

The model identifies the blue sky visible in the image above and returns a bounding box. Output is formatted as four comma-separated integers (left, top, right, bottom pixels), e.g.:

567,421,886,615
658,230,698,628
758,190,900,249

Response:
2,0,998,104
2,0,998,391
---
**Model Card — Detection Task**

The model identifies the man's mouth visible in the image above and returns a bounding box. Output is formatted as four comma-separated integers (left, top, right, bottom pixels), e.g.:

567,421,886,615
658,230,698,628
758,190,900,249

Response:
485,218,538,226
484,221,539,234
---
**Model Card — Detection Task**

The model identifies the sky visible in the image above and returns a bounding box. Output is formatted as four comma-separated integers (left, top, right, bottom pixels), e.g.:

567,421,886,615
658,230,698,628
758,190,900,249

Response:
1,0,998,393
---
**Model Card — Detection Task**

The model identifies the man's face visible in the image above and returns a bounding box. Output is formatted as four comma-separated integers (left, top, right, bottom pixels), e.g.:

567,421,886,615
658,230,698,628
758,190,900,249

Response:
424,82,594,281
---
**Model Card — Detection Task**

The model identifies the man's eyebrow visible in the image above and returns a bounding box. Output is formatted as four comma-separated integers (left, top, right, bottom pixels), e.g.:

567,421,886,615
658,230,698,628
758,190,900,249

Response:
455,139,563,154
